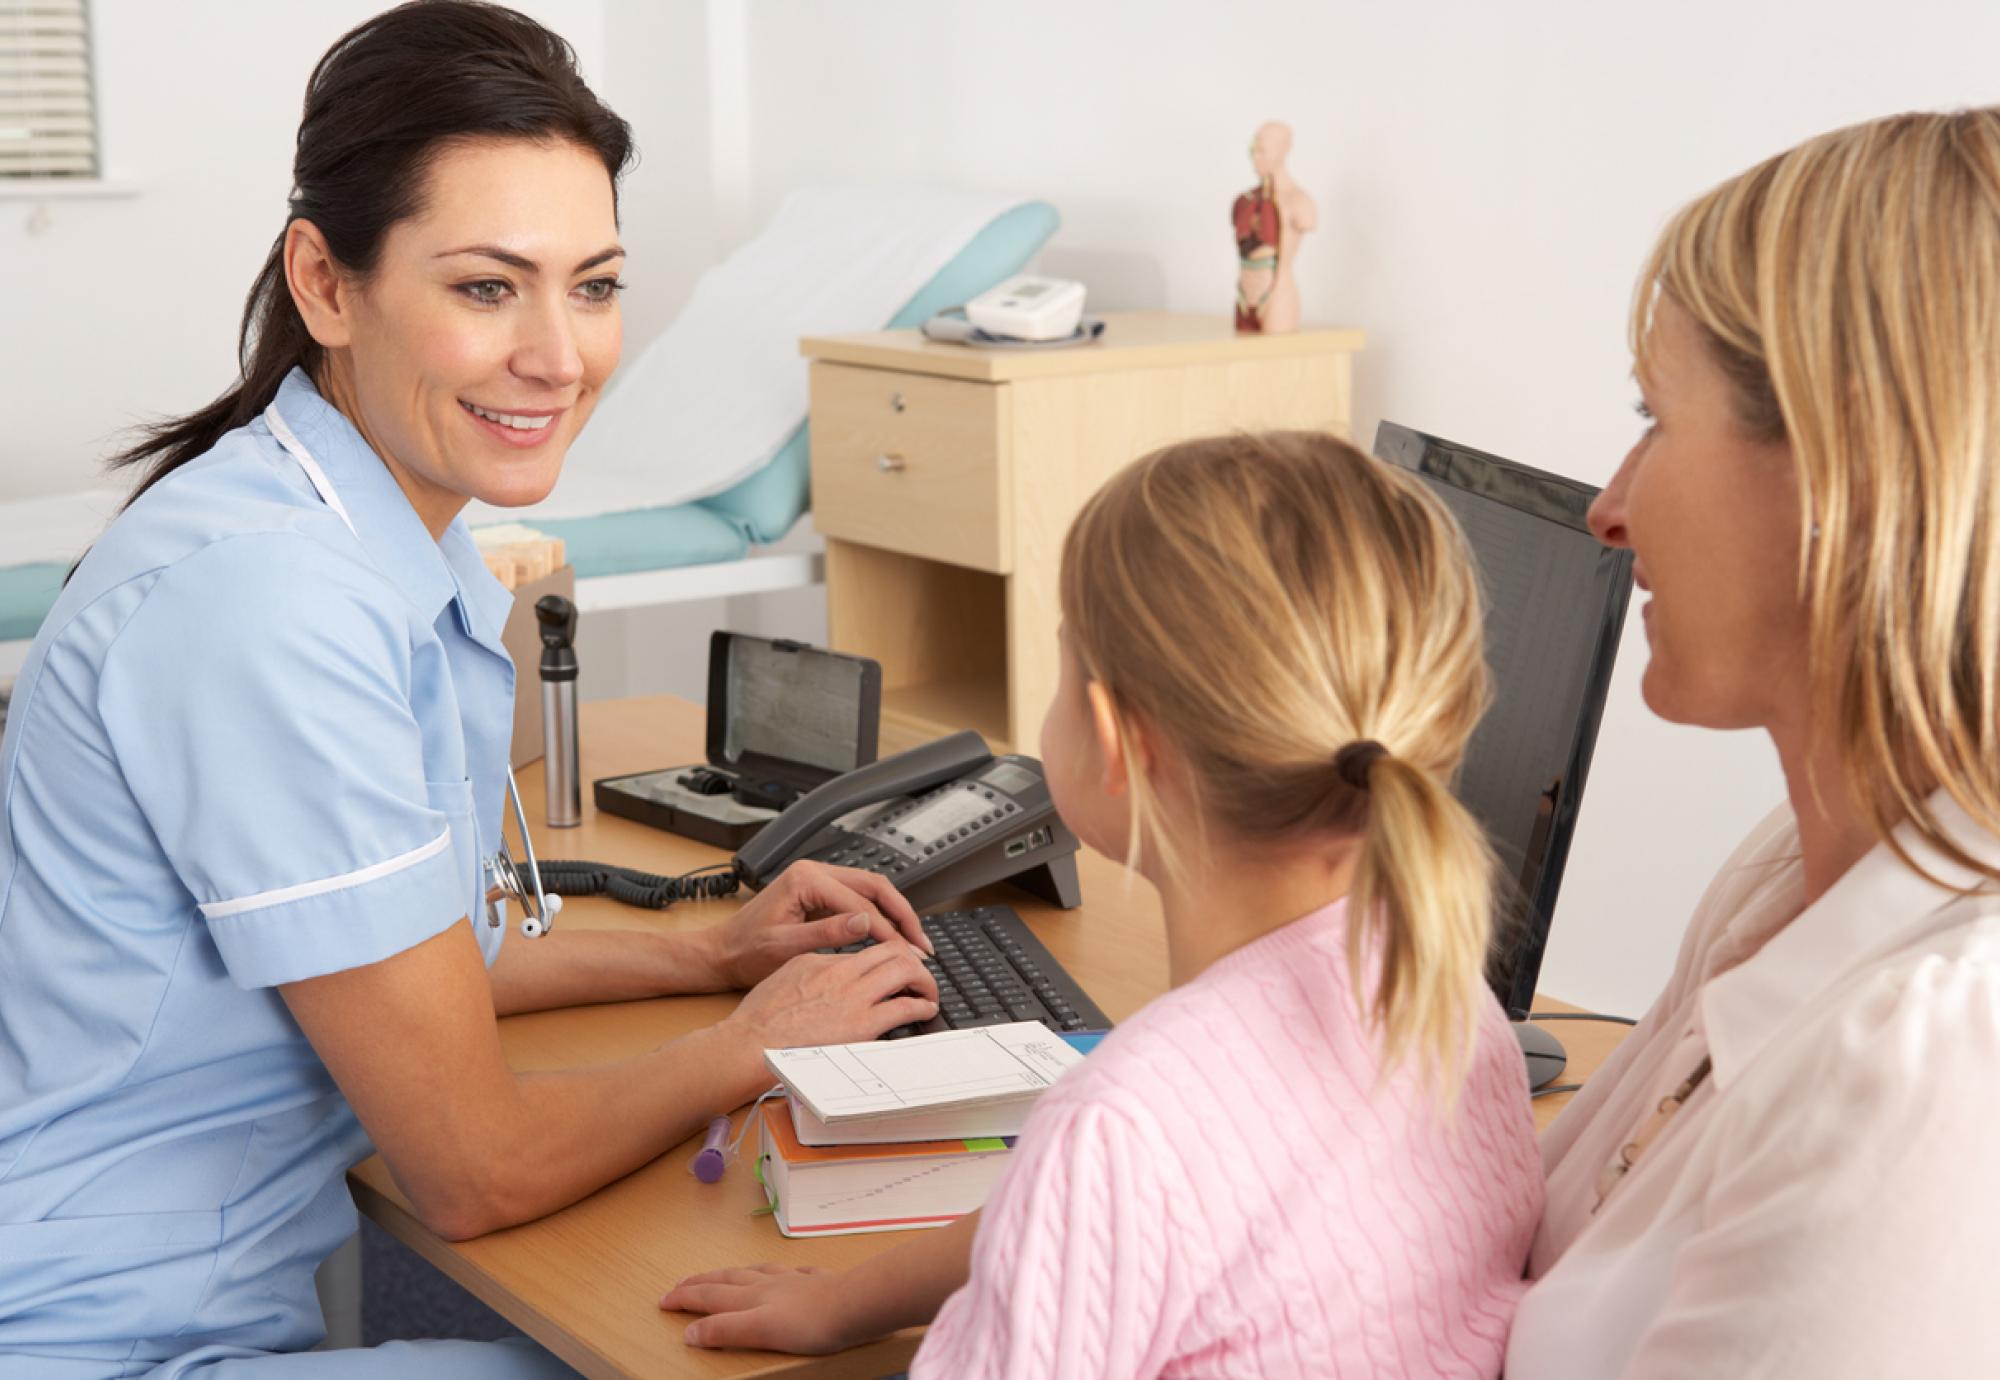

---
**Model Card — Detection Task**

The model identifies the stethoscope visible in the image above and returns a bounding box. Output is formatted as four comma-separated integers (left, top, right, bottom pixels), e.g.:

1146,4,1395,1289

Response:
265,398,560,940
488,768,560,938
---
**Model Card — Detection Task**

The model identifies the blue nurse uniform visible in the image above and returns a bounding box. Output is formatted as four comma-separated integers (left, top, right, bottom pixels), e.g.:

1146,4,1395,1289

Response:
0,370,569,1375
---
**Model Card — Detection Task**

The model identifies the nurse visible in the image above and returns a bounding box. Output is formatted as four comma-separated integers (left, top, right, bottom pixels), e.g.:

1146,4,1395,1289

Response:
0,4,936,1375
1507,109,2000,1374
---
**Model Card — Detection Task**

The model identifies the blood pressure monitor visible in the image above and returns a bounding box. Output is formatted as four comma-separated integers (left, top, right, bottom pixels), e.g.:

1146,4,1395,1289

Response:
963,275,1087,342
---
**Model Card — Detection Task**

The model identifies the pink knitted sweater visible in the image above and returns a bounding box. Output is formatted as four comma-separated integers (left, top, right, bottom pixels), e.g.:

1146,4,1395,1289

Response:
912,899,1543,1379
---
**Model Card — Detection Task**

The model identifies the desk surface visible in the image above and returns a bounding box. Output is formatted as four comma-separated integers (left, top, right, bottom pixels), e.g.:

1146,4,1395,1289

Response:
349,696,1627,1378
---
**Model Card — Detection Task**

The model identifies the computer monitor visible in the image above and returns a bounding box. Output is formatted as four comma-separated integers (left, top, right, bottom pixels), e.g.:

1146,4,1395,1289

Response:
1374,423,1633,1073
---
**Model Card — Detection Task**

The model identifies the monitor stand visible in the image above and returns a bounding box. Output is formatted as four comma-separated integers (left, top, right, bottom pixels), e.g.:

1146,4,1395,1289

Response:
1514,1020,1567,1091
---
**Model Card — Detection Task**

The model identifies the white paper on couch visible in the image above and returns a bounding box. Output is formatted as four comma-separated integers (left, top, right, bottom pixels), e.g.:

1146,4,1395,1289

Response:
0,487,130,571
467,187,1031,527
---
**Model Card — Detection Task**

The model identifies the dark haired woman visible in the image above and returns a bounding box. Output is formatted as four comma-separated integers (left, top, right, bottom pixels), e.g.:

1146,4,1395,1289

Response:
0,5,937,1374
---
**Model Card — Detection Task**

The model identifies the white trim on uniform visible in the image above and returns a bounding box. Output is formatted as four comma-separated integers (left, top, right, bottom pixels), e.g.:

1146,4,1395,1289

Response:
263,401,360,539
198,827,451,920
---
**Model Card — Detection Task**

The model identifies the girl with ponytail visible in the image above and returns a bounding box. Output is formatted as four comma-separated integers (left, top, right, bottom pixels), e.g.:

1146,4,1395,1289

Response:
667,431,1544,1378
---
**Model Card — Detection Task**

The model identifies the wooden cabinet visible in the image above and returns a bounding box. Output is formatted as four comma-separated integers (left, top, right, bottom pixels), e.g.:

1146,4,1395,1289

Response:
808,364,1010,571
804,311,1364,753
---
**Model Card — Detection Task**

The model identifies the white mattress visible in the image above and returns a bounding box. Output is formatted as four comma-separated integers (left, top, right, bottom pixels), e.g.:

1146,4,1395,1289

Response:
10,190,1025,556
468,186,1028,527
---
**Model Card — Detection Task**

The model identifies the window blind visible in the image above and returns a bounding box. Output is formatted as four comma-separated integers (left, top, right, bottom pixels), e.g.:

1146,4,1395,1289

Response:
0,1,98,180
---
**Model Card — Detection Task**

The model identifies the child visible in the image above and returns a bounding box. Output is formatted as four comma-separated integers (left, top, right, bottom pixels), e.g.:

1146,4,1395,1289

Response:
662,432,1544,1377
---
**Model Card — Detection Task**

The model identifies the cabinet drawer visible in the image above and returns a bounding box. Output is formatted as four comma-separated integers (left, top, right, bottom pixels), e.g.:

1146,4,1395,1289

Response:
809,362,1010,573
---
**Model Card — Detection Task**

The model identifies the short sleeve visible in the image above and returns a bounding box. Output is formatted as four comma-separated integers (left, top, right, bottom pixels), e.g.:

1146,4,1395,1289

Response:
1620,943,2000,1378
912,1093,1184,1380
97,532,467,988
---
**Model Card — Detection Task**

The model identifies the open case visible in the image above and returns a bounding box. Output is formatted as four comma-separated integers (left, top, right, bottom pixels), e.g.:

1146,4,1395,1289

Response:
593,632,883,849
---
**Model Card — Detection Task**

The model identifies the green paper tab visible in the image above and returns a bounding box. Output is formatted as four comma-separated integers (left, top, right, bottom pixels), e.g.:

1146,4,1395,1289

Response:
750,1153,778,1217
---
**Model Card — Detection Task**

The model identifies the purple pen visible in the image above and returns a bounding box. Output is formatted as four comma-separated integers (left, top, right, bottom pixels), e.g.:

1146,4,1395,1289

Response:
691,1115,731,1183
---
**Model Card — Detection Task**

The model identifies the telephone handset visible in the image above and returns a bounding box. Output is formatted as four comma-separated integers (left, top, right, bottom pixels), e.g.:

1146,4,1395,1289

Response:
733,730,1083,912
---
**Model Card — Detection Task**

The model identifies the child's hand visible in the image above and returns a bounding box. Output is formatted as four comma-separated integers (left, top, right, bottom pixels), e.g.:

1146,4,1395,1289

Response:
662,1262,862,1354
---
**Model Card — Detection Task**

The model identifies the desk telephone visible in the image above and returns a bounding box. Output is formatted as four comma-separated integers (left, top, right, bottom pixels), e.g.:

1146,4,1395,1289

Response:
560,725,1100,1035
735,730,1082,912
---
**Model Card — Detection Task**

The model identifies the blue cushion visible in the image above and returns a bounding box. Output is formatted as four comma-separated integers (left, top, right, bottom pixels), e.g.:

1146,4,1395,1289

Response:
3,203,1062,647
694,422,812,548
695,200,1062,545
507,503,746,580
0,563,65,643
2,504,748,645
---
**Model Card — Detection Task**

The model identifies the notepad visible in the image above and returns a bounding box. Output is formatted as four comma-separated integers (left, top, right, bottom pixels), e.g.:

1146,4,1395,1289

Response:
788,1087,1037,1147
764,1021,1085,1127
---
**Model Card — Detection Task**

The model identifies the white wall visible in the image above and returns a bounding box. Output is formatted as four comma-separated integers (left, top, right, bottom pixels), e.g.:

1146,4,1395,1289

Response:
733,0,2000,1016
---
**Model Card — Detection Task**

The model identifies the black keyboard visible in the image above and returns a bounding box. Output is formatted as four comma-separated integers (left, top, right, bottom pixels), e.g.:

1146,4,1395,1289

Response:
829,904,1113,1039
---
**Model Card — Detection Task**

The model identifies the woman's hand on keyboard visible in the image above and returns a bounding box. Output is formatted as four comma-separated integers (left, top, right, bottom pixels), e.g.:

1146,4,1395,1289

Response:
721,940,940,1052
703,860,932,988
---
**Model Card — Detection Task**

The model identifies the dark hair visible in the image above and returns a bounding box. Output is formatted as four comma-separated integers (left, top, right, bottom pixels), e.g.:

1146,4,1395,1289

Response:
110,1,633,503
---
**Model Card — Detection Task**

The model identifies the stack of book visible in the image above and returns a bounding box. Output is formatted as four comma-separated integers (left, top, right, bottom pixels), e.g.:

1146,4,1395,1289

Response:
757,1021,1099,1237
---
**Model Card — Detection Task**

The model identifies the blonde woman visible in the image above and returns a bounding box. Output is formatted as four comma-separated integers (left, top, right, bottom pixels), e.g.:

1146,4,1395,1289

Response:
1509,109,2000,1376
662,433,1544,1377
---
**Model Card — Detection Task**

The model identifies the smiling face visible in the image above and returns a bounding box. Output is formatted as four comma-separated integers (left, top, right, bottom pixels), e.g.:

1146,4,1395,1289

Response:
1588,293,1809,731
303,137,624,534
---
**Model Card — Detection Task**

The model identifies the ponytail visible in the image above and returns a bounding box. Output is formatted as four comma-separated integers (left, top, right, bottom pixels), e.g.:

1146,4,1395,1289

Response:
109,233,318,508
1344,749,1497,1099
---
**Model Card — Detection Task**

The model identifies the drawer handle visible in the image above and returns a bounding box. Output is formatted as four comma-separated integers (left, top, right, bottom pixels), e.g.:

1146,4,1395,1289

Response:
890,392,907,413
876,453,906,473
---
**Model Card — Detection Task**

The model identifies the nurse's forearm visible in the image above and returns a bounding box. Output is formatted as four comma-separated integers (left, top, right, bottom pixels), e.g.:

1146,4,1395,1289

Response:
286,921,761,1242
293,920,931,1242
442,1019,769,1238
486,924,727,1014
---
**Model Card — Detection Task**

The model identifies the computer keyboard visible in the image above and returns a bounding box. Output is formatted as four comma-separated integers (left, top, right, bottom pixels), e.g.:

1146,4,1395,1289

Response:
828,904,1113,1038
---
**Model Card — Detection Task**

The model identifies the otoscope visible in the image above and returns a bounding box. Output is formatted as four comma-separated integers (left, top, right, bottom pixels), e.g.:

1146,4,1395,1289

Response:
536,594,581,828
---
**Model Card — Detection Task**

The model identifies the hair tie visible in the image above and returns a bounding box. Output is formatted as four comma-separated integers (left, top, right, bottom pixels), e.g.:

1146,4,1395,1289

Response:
1334,739,1387,790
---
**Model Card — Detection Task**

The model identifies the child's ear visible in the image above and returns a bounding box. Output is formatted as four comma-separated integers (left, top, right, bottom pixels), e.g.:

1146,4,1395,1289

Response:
1085,681,1150,798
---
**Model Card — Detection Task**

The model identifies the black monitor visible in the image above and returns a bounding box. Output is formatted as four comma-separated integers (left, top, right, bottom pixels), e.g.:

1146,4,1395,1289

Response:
1374,423,1633,1079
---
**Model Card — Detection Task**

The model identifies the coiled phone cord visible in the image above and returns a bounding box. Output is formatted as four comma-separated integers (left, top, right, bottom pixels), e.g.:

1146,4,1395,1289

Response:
534,859,742,910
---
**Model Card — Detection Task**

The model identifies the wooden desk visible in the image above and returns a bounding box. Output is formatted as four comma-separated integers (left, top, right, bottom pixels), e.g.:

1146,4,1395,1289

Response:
349,696,1625,1377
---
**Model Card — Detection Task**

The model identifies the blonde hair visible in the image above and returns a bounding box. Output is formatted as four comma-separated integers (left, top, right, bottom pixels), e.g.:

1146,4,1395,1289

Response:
1059,431,1497,1087
1636,108,2000,884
